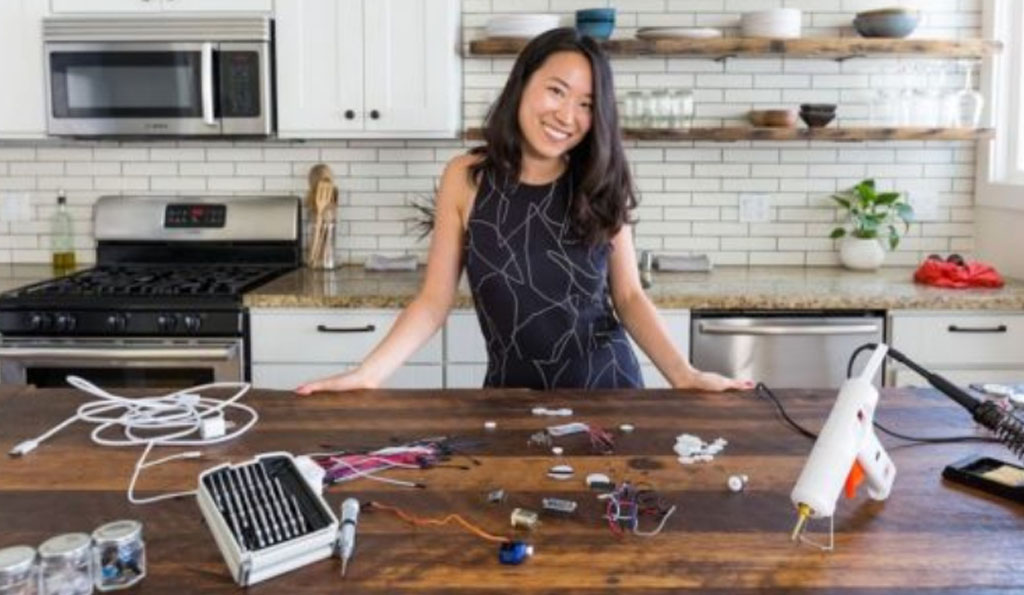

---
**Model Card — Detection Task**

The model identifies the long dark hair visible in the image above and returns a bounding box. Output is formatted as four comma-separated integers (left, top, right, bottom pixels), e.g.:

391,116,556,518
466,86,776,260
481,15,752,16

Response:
469,27,636,245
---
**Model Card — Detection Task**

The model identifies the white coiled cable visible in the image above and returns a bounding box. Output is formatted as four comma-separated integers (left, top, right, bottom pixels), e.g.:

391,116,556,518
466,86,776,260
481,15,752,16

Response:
9,375,257,504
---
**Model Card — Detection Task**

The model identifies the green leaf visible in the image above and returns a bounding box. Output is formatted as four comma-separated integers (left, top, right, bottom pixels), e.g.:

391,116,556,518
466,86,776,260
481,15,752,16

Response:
876,192,901,205
889,233,899,250
829,227,846,239
896,203,914,222
830,195,852,209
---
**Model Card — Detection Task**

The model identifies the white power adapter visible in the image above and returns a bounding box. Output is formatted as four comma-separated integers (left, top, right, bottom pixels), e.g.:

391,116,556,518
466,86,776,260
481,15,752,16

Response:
200,413,226,440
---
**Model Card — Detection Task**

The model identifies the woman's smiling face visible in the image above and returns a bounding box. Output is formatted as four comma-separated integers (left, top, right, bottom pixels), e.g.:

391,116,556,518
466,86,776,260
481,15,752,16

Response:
517,50,594,162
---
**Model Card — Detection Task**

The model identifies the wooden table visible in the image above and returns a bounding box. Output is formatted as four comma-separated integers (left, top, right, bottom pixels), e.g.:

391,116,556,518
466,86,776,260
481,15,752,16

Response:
0,386,1021,593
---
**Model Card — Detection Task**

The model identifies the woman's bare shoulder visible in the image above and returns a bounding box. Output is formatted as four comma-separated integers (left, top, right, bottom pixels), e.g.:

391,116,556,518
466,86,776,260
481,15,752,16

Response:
439,153,484,209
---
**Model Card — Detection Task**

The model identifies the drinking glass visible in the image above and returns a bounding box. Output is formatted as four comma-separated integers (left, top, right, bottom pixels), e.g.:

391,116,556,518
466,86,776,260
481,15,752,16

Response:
648,89,671,128
624,90,644,128
951,61,984,128
671,88,695,129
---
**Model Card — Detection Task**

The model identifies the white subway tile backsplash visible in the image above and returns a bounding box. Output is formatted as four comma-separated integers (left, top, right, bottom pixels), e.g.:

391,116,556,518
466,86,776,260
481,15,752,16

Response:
0,1,983,265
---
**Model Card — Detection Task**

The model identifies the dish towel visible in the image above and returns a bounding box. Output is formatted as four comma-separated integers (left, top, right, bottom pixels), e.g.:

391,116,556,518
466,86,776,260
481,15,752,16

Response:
913,259,1004,289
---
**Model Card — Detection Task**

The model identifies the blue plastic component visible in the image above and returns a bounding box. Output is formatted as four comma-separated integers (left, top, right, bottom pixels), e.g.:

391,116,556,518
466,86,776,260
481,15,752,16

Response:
498,541,531,565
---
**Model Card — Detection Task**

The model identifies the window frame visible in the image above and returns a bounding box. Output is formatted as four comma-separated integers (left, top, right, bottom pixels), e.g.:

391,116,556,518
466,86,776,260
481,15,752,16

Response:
978,0,1024,210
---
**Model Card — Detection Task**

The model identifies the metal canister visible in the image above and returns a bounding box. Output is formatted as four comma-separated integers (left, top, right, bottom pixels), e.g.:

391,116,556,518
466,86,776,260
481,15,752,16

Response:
91,521,145,592
38,533,91,595
0,545,38,595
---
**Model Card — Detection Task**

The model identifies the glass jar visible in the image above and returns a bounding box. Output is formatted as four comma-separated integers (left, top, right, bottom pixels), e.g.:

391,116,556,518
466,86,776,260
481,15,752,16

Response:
648,89,671,128
91,521,145,592
0,545,37,595
306,219,337,270
38,534,91,595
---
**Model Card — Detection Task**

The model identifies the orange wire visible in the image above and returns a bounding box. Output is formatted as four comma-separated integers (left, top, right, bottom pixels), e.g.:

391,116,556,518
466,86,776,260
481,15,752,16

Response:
368,501,508,543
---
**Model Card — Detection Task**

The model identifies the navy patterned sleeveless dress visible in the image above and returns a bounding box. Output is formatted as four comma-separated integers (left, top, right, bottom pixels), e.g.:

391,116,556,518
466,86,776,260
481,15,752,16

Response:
463,168,644,389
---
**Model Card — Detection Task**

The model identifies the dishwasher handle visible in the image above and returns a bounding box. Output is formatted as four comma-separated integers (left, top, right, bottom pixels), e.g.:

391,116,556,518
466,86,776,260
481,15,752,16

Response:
698,322,881,336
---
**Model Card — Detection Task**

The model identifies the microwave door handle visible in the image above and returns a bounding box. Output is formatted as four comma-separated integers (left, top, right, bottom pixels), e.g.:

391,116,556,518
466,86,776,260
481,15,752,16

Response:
201,42,216,127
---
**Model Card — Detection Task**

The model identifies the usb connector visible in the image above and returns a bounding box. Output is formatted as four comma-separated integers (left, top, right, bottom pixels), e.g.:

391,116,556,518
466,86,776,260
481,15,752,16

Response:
9,439,39,457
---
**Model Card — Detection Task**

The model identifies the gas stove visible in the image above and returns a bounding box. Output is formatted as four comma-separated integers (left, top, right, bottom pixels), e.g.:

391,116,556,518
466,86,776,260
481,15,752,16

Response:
0,195,301,386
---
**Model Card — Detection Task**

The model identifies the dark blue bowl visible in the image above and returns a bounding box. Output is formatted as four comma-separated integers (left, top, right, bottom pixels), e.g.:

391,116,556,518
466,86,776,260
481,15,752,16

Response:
576,19,614,40
576,8,616,22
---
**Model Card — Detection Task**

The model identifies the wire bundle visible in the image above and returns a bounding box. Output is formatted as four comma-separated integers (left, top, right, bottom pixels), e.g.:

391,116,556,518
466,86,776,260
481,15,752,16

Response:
309,436,473,489
600,482,676,537
9,375,257,504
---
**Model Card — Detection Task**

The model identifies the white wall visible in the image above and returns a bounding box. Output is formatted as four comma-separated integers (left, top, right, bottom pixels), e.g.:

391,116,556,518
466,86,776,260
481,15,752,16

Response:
0,0,986,267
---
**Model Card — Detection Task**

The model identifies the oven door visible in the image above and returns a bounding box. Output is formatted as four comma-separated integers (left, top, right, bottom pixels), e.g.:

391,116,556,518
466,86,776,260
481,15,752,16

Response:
45,41,271,136
0,338,243,388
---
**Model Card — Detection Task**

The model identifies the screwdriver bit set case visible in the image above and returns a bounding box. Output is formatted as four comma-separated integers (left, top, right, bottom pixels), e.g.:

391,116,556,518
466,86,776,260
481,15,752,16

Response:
196,452,338,586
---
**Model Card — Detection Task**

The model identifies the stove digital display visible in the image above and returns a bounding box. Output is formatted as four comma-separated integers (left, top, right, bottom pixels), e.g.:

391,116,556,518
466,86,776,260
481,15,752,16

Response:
165,204,227,228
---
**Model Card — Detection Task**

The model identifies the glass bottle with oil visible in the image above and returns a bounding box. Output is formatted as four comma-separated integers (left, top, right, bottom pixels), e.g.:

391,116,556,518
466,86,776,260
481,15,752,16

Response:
51,190,76,273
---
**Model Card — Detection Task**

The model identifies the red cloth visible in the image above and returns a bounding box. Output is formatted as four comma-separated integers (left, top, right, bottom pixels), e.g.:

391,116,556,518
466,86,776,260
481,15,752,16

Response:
913,259,1005,288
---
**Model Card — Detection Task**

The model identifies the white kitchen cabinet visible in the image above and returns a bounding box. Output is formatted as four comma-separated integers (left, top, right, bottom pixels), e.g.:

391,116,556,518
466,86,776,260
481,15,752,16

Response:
0,1,48,139
249,308,443,390
50,0,271,12
275,0,460,139
443,309,691,389
887,310,1024,387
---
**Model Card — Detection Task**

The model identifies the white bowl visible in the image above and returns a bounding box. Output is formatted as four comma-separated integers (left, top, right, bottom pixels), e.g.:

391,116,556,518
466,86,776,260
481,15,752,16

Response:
741,8,801,38
486,14,561,39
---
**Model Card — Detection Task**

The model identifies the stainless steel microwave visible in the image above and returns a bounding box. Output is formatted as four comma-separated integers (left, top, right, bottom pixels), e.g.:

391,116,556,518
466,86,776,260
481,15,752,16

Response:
43,16,273,137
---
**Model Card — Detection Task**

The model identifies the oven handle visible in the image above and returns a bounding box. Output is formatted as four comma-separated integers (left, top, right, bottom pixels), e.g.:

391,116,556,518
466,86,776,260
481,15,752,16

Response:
0,344,238,361
201,42,216,127
698,322,881,336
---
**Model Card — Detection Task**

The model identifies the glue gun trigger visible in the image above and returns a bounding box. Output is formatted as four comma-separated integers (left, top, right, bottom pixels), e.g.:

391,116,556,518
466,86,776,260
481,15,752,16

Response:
843,460,865,499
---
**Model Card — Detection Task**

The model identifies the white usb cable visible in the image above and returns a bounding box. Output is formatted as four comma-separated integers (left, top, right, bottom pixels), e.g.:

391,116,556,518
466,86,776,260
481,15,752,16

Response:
9,375,258,504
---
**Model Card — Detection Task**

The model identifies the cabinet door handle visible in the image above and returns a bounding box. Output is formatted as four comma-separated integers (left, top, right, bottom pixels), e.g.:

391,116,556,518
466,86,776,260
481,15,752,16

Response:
316,324,376,333
947,324,1008,333
344,109,355,120
369,109,380,120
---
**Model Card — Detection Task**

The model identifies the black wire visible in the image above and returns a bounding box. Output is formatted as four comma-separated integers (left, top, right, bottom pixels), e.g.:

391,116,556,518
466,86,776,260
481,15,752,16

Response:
754,382,818,440
845,343,999,445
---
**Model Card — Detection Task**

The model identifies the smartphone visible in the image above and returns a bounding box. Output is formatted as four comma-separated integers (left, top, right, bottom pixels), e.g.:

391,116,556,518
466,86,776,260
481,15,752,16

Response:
942,455,1024,503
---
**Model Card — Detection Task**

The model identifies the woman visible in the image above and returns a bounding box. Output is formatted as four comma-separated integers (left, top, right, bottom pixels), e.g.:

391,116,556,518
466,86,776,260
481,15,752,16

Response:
296,28,752,394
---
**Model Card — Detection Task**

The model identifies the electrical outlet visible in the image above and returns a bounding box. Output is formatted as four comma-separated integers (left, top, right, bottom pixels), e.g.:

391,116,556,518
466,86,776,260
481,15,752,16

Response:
0,193,32,222
739,194,772,223
907,190,938,221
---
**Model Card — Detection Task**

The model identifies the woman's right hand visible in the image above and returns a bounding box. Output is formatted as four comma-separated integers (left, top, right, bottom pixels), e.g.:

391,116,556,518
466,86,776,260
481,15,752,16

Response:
294,368,378,395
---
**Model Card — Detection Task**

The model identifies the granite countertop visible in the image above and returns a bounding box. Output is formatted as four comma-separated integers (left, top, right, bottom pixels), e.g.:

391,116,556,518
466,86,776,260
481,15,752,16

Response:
243,265,1024,311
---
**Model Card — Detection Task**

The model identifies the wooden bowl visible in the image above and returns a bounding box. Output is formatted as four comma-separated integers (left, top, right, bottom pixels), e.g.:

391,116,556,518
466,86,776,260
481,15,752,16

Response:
749,109,798,127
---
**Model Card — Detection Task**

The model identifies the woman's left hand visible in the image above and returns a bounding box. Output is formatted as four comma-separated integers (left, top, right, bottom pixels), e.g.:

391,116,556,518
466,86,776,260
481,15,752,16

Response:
678,370,755,392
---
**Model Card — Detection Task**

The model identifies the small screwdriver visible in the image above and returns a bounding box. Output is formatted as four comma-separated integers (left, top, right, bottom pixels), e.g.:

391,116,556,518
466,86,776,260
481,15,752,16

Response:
338,498,360,577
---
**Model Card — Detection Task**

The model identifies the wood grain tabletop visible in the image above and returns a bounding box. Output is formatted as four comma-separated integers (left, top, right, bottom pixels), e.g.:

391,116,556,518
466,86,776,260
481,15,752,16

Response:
0,385,1020,594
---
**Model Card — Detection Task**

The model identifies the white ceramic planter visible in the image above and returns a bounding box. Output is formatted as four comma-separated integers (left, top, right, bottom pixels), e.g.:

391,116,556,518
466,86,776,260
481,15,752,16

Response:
839,237,885,270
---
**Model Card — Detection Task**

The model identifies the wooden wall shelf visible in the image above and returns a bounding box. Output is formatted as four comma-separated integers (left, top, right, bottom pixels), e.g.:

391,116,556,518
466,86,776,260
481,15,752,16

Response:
464,127,994,142
468,37,1002,59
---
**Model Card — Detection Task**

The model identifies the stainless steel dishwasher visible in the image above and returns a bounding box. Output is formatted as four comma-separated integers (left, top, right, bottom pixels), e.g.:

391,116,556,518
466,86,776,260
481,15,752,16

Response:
690,311,886,389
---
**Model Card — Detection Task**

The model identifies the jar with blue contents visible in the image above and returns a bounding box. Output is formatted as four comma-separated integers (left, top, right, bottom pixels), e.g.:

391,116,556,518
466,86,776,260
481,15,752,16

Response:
90,521,144,592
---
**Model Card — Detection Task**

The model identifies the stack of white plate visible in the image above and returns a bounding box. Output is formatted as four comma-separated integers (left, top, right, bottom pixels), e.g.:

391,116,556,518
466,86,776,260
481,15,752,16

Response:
636,27,723,40
741,8,802,38
486,14,561,39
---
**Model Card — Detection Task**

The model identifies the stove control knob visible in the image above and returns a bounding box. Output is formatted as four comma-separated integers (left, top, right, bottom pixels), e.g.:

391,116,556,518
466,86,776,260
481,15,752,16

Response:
157,314,177,333
183,314,202,333
106,313,128,333
55,313,77,332
29,313,53,331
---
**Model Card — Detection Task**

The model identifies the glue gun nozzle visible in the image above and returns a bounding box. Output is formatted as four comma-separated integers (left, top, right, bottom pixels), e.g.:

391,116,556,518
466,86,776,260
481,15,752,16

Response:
341,558,348,577
791,504,811,542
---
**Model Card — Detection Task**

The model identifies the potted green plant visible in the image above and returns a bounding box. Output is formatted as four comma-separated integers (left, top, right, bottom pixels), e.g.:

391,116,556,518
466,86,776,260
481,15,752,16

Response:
829,179,914,270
